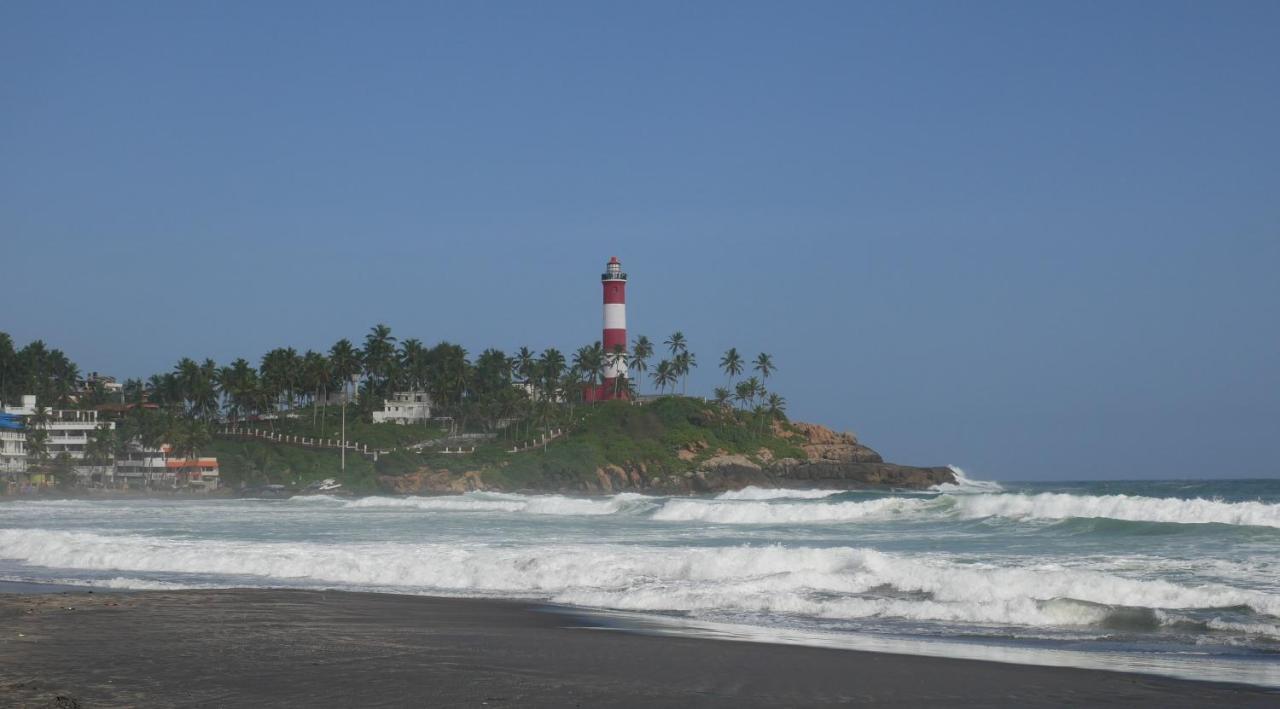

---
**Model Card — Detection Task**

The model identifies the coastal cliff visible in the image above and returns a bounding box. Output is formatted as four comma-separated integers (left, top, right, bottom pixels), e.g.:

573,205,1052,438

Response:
378,398,953,495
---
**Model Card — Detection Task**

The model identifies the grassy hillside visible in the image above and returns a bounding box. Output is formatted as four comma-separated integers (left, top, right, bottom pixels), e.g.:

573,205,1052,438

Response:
232,406,447,450
463,397,805,490
206,438,380,493
212,397,803,493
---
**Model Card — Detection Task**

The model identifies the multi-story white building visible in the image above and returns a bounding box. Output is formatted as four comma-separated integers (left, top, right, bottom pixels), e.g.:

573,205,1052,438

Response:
0,422,25,475
114,443,220,491
1,394,115,483
372,391,432,424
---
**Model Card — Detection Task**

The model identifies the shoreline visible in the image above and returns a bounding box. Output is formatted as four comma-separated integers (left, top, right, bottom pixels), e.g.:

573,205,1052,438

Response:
1,589,1275,707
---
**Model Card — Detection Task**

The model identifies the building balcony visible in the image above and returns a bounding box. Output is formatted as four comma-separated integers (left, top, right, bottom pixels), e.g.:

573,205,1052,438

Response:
601,272,628,281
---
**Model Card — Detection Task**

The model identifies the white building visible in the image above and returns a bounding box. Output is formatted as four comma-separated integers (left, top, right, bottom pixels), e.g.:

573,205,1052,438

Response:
372,391,432,425
1,395,116,485
0,428,25,475
114,443,220,491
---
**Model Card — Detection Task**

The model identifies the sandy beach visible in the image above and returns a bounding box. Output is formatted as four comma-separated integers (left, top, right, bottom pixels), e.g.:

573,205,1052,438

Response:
1,588,1275,708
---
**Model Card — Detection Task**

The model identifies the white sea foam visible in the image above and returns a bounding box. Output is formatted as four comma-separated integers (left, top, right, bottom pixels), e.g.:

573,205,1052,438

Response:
286,494,346,504
715,487,843,501
931,466,1004,494
652,497,929,524
950,492,1280,529
343,492,653,516
5,529,1273,633
679,487,1280,530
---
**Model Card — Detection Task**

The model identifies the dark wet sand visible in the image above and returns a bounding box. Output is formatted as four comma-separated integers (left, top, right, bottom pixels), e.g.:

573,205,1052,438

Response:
0,589,1275,708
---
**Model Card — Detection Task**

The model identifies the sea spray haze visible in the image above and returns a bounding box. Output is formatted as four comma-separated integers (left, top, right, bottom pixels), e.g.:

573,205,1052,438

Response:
2,474,1279,687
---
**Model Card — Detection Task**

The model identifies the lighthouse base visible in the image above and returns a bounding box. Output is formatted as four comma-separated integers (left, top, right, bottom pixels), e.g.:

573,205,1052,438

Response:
584,378,630,403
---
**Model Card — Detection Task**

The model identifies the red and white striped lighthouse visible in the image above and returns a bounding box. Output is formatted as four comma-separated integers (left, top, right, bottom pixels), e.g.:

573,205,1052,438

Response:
599,256,628,400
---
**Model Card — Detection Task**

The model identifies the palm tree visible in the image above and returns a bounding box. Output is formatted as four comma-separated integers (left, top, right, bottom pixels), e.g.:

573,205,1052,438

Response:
754,352,775,380
720,348,744,388
734,380,754,410
26,405,50,476
713,387,731,409
537,348,566,402
174,358,201,414
398,338,429,391
572,343,606,401
514,347,536,384
673,350,696,395
766,393,787,420
122,378,145,405
167,416,211,489
85,422,116,485
629,335,652,393
607,344,628,397
302,351,331,427
428,342,471,409
664,331,687,357
329,338,362,411
194,358,220,420
745,376,763,408
0,332,14,404
652,360,676,395
219,358,257,421
362,323,398,397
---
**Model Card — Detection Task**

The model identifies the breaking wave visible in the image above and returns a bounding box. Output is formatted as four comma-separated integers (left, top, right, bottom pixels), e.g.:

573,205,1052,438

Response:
931,466,1004,494
949,493,1280,529
714,487,843,501
344,492,655,516
652,497,928,524
266,487,1280,529
1,529,1275,635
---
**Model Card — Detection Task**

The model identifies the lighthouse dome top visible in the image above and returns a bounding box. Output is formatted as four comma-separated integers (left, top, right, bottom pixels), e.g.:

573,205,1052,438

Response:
602,256,627,281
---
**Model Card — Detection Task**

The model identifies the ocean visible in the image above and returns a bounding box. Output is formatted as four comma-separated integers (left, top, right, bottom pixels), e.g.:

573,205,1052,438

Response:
2,470,1278,687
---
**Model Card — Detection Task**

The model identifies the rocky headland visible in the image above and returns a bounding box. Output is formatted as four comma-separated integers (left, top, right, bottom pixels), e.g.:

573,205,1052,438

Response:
379,404,953,496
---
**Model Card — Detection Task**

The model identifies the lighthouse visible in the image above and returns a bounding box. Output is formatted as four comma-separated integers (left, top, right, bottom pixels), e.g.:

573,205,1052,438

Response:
599,256,628,400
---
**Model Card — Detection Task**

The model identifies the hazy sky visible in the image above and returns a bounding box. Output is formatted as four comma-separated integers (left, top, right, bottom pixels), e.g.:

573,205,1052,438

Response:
3,2,1278,480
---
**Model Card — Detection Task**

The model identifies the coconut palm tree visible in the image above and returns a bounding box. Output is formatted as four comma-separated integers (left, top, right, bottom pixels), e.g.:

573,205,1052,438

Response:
85,422,116,485
745,376,763,406
753,352,775,381
174,358,201,414
167,416,211,489
398,338,429,391
766,392,787,420
302,351,330,427
537,348,566,401
194,358,220,420
720,348,744,388
219,358,257,421
362,323,398,397
514,346,536,384
664,331,687,358
26,405,50,475
713,387,731,409
734,380,753,410
329,338,362,413
673,350,696,395
652,360,676,395
572,343,606,401
629,335,652,393
607,344,628,397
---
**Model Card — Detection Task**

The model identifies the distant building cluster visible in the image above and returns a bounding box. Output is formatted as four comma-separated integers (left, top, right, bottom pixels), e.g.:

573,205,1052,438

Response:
0,394,219,494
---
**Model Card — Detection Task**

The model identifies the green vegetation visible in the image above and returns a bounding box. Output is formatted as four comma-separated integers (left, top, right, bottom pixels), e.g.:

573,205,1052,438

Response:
247,406,447,451
206,438,380,492
447,397,806,490
3,325,789,494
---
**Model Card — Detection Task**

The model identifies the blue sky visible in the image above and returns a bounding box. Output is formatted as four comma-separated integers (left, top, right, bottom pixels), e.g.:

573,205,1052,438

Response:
3,2,1278,479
